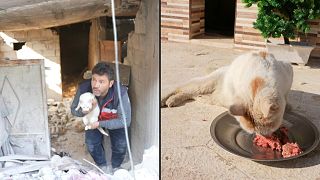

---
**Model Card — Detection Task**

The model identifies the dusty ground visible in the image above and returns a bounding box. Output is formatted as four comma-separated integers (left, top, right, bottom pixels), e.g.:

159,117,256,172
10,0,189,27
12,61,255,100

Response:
48,98,94,164
161,40,320,179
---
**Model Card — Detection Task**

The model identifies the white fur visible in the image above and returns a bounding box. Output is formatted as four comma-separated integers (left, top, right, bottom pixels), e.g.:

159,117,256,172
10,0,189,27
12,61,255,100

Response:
76,92,109,136
161,51,293,135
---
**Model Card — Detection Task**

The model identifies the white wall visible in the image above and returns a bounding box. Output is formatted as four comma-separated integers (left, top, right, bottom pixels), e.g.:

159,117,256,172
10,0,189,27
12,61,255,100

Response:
0,29,62,100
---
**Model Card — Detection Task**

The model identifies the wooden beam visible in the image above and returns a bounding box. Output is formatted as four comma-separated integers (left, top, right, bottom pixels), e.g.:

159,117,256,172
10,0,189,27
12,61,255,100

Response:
0,0,140,31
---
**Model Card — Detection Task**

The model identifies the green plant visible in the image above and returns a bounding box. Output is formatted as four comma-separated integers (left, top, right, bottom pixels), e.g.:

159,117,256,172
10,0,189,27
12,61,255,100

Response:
242,0,320,44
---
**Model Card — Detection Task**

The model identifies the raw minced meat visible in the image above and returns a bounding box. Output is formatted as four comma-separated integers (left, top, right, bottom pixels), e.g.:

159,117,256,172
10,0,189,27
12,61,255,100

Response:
253,127,303,158
253,134,282,151
282,143,303,158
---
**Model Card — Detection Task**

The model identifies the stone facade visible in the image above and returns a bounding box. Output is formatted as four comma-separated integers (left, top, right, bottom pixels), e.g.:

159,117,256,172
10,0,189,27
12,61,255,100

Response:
161,0,205,42
0,29,61,100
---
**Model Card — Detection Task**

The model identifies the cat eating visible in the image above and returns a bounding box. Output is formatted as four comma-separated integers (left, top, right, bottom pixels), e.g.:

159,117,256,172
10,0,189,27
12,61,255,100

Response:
75,92,109,136
161,51,293,136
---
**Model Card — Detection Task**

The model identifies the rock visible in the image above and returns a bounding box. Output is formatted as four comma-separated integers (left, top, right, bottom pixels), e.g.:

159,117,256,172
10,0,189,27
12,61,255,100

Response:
47,99,55,106
4,161,22,168
58,137,68,142
48,106,58,115
50,114,60,124
72,120,85,133
51,134,58,138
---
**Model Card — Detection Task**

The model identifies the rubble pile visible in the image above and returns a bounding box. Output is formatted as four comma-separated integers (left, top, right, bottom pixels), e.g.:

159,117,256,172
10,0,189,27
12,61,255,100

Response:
47,98,85,138
0,154,111,179
0,97,159,179
0,146,159,180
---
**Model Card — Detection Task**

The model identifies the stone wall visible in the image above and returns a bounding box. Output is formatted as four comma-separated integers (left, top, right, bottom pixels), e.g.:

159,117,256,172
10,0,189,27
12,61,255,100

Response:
126,0,159,162
234,1,264,50
161,0,205,41
0,29,62,100
190,0,205,39
161,0,190,42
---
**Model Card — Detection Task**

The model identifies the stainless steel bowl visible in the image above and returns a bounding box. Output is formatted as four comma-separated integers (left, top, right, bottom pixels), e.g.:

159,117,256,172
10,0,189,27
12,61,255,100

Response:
210,111,319,161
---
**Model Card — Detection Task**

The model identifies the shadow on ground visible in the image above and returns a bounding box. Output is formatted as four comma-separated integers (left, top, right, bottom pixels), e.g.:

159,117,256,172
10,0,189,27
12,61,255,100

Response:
306,51,320,68
258,90,320,168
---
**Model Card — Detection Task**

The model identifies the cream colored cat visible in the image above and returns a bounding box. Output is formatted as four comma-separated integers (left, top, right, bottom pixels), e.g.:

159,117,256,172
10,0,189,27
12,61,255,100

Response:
161,51,293,136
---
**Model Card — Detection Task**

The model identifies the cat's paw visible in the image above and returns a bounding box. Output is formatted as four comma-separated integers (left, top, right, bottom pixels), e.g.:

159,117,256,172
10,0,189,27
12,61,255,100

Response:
166,94,183,107
85,126,89,130
161,91,175,107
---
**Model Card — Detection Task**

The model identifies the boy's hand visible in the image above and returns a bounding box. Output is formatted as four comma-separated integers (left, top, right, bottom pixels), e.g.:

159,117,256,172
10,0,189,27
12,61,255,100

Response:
89,122,99,129
92,98,98,108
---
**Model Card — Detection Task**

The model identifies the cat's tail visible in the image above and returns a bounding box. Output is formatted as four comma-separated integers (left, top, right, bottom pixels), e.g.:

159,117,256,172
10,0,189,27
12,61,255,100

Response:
161,66,228,107
97,127,109,136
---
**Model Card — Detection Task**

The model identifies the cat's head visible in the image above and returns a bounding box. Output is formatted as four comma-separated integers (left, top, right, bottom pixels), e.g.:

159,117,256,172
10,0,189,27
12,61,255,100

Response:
229,90,285,136
76,92,95,112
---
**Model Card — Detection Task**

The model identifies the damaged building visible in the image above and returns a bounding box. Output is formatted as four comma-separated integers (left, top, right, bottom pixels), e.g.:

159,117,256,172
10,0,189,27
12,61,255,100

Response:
0,0,159,178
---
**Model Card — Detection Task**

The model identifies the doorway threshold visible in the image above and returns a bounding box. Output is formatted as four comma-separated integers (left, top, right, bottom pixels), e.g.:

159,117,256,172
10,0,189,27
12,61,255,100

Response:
190,34,234,49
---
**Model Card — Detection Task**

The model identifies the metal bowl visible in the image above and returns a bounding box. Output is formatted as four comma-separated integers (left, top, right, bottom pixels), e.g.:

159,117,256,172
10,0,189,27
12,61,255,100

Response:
210,111,320,161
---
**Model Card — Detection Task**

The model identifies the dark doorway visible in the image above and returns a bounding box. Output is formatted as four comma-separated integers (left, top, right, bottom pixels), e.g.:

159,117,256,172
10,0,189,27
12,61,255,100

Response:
205,0,236,36
58,21,91,97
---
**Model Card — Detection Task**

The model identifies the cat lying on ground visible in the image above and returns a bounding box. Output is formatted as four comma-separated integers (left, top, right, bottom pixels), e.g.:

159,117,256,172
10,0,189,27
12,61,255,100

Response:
161,51,293,136
75,92,109,136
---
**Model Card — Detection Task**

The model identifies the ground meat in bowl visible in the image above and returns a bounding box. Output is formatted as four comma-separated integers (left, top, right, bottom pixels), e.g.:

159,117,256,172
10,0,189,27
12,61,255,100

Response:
282,143,303,158
253,127,303,158
253,134,282,151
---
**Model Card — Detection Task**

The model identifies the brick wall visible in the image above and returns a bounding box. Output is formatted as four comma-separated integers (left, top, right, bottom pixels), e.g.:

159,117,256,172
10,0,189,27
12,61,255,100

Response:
190,0,205,38
0,29,62,100
161,0,190,42
161,0,205,41
234,1,264,50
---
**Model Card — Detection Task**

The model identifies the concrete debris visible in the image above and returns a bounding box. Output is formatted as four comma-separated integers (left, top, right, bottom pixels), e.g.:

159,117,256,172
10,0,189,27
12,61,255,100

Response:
0,146,159,179
107,145,159,180
0,154,110,179
48,98,84,137
0,154,49,162
0,161,51,176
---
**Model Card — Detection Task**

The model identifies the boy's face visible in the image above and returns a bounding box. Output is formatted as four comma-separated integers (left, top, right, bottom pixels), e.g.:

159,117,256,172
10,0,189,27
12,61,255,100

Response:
91,74,114,97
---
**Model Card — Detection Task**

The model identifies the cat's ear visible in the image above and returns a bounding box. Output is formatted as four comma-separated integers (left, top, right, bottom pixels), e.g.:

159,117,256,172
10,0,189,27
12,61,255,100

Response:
262,101,279,117
229,104,246,116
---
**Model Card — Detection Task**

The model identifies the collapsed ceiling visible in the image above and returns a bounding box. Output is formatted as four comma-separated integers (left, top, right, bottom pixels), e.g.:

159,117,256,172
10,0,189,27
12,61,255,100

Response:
0,0,140,31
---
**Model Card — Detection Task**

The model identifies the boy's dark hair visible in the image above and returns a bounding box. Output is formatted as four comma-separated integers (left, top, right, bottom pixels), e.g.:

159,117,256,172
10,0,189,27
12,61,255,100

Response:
92,62,115,81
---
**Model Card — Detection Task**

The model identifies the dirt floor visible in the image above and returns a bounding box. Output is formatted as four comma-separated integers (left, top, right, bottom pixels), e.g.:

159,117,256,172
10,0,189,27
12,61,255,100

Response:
48,97,94,164
161,40,320,179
